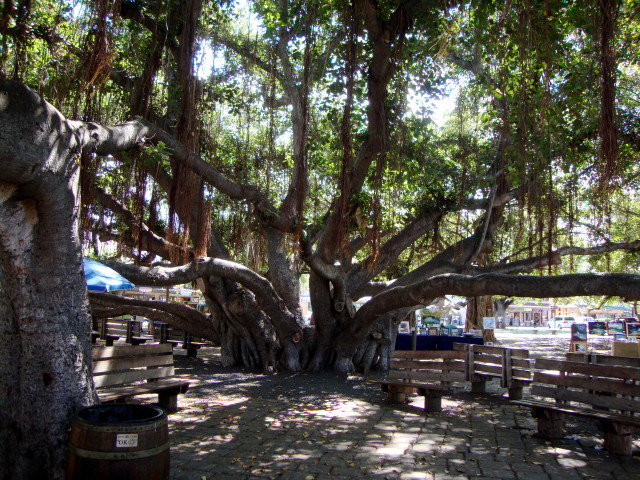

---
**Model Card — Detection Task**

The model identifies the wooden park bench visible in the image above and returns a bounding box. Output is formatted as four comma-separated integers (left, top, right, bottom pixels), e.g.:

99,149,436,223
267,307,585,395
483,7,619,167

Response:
97,317,151,346
513,358,640,456
92,343,191,413
368,350,467,413
96,317,120,346
455,343,532,399
153,321,207,357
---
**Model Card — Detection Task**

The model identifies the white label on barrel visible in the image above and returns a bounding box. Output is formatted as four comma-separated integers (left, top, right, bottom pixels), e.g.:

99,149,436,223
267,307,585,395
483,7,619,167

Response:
116,434,139,448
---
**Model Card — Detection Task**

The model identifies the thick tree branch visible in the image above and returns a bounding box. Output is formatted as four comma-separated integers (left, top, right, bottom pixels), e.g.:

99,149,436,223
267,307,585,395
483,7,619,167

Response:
346,209,445,295
89,292,218,341
91,185,178,260
104,258,302,340
137,118,296,232
336,272,640,355
118,0,180,57
301,242,347,312
68,117,296,232
216,35,284,85
476,240,640,275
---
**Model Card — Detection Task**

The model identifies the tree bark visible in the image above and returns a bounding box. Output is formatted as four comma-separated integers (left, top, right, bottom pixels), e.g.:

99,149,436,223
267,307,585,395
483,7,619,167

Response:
466,296,496,343
0,80,96,479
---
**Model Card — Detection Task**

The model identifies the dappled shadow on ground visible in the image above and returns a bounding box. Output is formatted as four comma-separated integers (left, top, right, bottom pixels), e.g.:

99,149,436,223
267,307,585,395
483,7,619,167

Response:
162,347,640,480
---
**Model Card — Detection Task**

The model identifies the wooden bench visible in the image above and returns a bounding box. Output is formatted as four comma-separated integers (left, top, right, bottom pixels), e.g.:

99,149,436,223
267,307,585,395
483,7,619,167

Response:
455,343,532,399
97,317,151,346
153,322,207,357
368,350,467,412
96,318,120,346
92,343,190,413
513,358,640,455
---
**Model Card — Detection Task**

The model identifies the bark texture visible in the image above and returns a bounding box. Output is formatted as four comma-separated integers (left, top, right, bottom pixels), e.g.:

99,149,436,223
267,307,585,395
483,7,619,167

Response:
0,80,96,479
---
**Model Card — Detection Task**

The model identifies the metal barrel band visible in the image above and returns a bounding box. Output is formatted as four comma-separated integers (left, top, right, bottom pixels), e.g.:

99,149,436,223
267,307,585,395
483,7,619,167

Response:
73,418,166,433
67,442,169,460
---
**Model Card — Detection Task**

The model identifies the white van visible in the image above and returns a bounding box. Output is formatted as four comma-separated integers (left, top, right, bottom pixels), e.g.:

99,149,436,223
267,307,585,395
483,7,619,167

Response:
548,315,580,329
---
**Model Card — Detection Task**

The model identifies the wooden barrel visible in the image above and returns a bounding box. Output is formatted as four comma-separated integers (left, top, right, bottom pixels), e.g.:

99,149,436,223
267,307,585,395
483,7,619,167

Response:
66,404,169,480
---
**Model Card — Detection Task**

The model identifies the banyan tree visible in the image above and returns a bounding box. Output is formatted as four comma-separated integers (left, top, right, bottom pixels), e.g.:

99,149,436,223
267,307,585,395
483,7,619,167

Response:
1,2,640,477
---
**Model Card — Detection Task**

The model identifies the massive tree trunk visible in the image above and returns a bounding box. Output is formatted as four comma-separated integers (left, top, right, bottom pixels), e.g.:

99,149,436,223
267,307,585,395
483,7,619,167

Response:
0,80,96,479
466,296,496,343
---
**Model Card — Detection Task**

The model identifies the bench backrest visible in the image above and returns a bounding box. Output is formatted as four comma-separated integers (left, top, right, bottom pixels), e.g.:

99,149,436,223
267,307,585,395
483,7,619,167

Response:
389,350,467,384
566,352,640,368
153,323,187,343
92,343,175,388
455,344,532,387
99,317,142,337
153,322,207,345
531,358,640,414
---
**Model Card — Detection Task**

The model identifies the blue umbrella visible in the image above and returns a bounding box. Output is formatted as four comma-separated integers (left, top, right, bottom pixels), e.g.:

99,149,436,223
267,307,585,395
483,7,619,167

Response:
83,258,135,292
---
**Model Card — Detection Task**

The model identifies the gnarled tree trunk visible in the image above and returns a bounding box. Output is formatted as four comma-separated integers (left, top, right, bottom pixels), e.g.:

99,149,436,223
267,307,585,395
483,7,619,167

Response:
0,80,96,480
466,296,496,343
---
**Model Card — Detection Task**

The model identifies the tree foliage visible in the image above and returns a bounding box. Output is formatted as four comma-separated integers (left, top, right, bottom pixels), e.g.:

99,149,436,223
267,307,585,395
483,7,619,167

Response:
3,0,639,371
3,2,640,476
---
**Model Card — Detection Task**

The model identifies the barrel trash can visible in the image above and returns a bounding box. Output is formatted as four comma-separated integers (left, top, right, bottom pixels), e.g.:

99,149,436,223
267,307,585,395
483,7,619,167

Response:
66,404,169,480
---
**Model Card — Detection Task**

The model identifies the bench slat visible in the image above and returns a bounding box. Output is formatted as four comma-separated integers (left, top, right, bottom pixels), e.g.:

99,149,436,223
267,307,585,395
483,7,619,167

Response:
97,379,190,402
94,365,176,388
511,358,532,369
536,358,640,381
533,371,640,398
92,354,173,373
566,353,640,368
391,359,466,370
389,370,467,383
92,343,172,360
472,364,503,375
457,344,529,357
513,399,640,428
511,368,532,380
391,350,466,360
531,383,640,413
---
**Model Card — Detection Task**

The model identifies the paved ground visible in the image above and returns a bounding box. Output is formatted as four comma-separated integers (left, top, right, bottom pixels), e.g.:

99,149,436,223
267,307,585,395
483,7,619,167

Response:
164,331,640,480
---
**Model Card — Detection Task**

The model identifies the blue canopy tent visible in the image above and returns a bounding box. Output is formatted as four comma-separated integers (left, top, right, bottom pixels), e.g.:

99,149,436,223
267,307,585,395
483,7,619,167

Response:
82,258,135,292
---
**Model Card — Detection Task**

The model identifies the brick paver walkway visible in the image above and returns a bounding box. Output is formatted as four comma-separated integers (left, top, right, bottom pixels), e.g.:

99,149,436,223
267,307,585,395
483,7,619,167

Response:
165,345,640,480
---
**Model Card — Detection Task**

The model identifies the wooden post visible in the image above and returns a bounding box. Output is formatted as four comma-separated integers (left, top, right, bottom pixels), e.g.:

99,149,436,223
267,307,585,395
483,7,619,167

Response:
126,320,134,344
468,345,486,393
535,409,564,439
158,391,179,413
466,344,474,381
602,422,636,456
389,391,406,403
99,318,107,339
160,323,168,343
424,395,442,413
501,348,513,389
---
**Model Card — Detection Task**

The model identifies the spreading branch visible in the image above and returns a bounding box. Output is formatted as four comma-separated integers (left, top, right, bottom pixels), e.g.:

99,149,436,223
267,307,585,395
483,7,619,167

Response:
336,272,640,354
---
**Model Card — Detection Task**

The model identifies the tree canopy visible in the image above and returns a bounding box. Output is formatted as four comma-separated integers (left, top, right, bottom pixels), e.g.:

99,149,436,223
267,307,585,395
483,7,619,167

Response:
1,2,640,475
3,0,640,369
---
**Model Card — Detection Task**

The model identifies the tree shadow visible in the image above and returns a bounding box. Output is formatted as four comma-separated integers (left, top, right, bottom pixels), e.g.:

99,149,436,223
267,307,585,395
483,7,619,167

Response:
164,355,640,480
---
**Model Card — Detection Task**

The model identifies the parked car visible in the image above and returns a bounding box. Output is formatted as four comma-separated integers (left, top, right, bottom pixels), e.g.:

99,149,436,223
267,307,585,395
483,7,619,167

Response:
548,315,578,329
